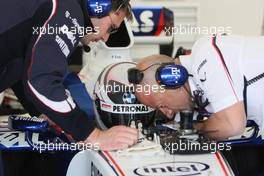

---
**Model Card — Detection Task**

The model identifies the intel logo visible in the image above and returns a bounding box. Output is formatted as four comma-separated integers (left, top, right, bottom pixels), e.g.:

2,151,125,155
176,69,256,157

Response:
134,162,210,176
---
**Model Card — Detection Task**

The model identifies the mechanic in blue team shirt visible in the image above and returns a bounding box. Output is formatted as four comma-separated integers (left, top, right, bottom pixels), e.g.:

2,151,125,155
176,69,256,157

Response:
0,0,138,151
129,35,264,140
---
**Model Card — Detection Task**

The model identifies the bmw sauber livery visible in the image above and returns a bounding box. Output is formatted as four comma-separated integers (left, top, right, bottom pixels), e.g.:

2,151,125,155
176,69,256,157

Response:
131,7,173,36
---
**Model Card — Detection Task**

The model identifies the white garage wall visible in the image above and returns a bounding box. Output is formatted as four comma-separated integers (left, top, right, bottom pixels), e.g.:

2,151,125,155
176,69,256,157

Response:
130,0,264,57
131,0,264,36
197,0,264,36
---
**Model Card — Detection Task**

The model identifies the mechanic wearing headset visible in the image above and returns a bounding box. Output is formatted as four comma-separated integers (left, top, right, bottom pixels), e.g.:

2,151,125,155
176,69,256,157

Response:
128,35,264,141
0,0,138,151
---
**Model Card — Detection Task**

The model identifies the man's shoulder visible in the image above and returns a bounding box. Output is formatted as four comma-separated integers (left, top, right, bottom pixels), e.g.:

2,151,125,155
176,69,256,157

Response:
56,0,84,18
192,36,212,53
192,35,244,54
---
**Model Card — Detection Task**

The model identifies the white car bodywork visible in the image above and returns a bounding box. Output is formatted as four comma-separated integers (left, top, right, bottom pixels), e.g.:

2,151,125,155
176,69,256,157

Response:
66,149,234,176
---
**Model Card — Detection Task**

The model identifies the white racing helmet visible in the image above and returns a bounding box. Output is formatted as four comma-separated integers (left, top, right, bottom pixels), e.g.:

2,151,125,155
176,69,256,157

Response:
94,62,156,129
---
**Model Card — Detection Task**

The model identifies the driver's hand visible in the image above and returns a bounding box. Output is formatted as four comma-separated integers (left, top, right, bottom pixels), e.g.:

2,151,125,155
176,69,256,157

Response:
85,126,138,151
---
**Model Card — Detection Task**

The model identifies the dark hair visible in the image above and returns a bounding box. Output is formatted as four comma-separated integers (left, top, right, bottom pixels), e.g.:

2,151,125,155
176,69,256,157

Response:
111,0,133,21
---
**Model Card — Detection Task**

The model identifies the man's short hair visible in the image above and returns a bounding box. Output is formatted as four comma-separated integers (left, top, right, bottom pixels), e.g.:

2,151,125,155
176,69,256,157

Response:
111,0,133,21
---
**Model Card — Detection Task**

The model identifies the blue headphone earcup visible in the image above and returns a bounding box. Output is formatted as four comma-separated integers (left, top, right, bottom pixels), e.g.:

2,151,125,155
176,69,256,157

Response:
87,0,112,17
156,64,189,89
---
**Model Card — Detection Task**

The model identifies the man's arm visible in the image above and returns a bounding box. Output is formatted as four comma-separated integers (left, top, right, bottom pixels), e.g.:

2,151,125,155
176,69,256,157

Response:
22,0,138,150
23,0,95,141
86,126,138,151
194,101,247,140
191,36,246,140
